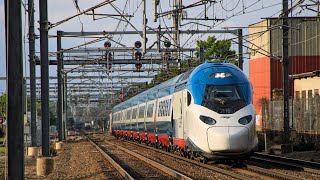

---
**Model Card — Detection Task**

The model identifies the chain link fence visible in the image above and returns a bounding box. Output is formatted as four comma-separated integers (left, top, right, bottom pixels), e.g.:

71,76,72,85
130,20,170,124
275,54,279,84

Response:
260,95,320,151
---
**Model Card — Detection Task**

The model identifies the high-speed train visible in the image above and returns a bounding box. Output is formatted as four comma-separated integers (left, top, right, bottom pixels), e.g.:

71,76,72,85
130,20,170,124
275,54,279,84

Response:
110,62,258,160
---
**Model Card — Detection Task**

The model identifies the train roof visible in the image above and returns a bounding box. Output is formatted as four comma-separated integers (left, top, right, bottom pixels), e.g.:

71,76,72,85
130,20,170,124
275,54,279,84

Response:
112,62,246,112
113,73,184,112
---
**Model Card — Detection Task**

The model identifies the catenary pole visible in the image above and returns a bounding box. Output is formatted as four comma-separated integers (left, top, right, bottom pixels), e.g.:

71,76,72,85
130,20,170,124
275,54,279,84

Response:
28,0,37,146
238,29,243,70
142,0,147,54
39,0,50,156
282,0,290,144
6,0,25,178
63,74,68,140
57,31,63,141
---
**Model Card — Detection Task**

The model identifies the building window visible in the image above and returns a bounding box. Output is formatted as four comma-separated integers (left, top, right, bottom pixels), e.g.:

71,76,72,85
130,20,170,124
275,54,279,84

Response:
295,91,300,99
308,90,313,98
314,89,319,96
302,90,306,98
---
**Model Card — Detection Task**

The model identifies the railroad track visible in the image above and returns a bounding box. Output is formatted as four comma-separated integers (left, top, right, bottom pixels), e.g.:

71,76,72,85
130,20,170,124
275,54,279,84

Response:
87,135,191,180
249,152,320,175
95,134,309,180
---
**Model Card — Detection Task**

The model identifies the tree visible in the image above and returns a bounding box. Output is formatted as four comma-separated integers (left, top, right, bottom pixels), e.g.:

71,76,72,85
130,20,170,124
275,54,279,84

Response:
196,36,237,64
0,93,6,117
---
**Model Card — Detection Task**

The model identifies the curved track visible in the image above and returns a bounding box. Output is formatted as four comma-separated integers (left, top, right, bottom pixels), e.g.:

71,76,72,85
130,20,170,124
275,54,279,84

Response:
87,135,190,179
97,133,320,180
96,134,298,179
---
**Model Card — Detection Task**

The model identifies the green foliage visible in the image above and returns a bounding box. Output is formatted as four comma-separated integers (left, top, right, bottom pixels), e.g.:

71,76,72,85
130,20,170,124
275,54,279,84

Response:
196,36,237,64
49,111,56,126
36,101,42,117
67,117,75,129
0,93,6,117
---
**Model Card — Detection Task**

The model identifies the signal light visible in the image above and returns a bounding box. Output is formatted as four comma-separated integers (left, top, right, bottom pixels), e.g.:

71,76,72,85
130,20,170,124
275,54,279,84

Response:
164,40,171,48
135,51,142,60
134,41,142,48
135,63,142,70
104,41,111,48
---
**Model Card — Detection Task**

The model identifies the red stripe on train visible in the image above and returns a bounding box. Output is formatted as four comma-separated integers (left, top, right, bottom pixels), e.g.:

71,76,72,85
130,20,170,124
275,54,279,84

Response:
132,131,139,139
173,138,186,149
147,133,157,143
139,132,146,140
158,134,170,147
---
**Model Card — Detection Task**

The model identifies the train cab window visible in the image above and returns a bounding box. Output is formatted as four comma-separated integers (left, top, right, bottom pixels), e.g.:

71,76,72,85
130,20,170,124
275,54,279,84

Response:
202,85,247,114
187,92,192,106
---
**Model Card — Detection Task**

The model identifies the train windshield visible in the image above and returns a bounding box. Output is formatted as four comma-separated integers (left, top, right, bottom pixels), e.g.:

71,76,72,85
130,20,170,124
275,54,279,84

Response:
202,85,247,114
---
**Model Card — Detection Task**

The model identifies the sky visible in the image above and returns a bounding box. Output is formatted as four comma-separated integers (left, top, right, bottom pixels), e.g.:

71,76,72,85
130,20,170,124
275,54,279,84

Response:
1,0,307,95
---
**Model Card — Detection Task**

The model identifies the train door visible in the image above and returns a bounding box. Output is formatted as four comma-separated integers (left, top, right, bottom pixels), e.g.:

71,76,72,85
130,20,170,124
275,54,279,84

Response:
172,91,184,138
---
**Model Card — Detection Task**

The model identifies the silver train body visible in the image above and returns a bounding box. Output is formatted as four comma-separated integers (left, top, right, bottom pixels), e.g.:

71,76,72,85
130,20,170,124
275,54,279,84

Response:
110,62,258,159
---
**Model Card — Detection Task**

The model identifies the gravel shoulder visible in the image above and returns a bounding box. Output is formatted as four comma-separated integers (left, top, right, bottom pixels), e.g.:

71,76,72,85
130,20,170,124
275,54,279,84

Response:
24,137,123,179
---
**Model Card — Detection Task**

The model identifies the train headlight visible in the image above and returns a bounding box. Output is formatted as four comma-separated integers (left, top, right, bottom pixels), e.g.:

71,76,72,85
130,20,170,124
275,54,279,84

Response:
200,115,216,125
238,115,252,125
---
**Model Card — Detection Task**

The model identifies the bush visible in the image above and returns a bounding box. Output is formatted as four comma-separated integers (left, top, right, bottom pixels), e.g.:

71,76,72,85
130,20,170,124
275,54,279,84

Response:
293,135,315,151
0,126,4,138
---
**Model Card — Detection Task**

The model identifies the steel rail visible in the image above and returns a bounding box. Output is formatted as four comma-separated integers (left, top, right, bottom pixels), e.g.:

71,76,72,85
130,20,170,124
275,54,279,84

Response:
86,136,134,180
117,139,251,180
245,165,303,180
118,137,305,180
103,140,192,180
250,152,320,174
88,136,192,180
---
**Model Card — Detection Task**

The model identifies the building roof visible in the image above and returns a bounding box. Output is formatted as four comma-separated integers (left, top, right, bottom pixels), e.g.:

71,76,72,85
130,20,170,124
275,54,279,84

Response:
290,70,320,79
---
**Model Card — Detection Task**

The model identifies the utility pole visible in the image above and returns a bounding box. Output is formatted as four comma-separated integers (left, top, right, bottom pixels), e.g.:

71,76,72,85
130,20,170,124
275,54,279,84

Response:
142,0,147,54
6,0,25,178
28,0,37,146
282,0,290,146
39,0,50,156
57,31,63,141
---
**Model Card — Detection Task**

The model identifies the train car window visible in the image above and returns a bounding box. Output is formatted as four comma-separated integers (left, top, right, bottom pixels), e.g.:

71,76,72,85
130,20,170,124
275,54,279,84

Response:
127,110,131,120
187,92,191,106
157,99,171,117
147,104,154,117
132,108,137,119
202,85,247,114
138,106,145,118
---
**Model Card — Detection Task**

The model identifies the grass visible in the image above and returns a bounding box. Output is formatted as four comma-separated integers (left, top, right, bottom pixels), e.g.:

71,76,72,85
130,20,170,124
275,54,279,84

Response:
0,137,5,156
0,147,5,156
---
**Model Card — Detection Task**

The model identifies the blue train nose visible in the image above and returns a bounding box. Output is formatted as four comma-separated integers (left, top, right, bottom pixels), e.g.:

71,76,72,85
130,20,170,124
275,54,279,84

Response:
207,126,249,152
